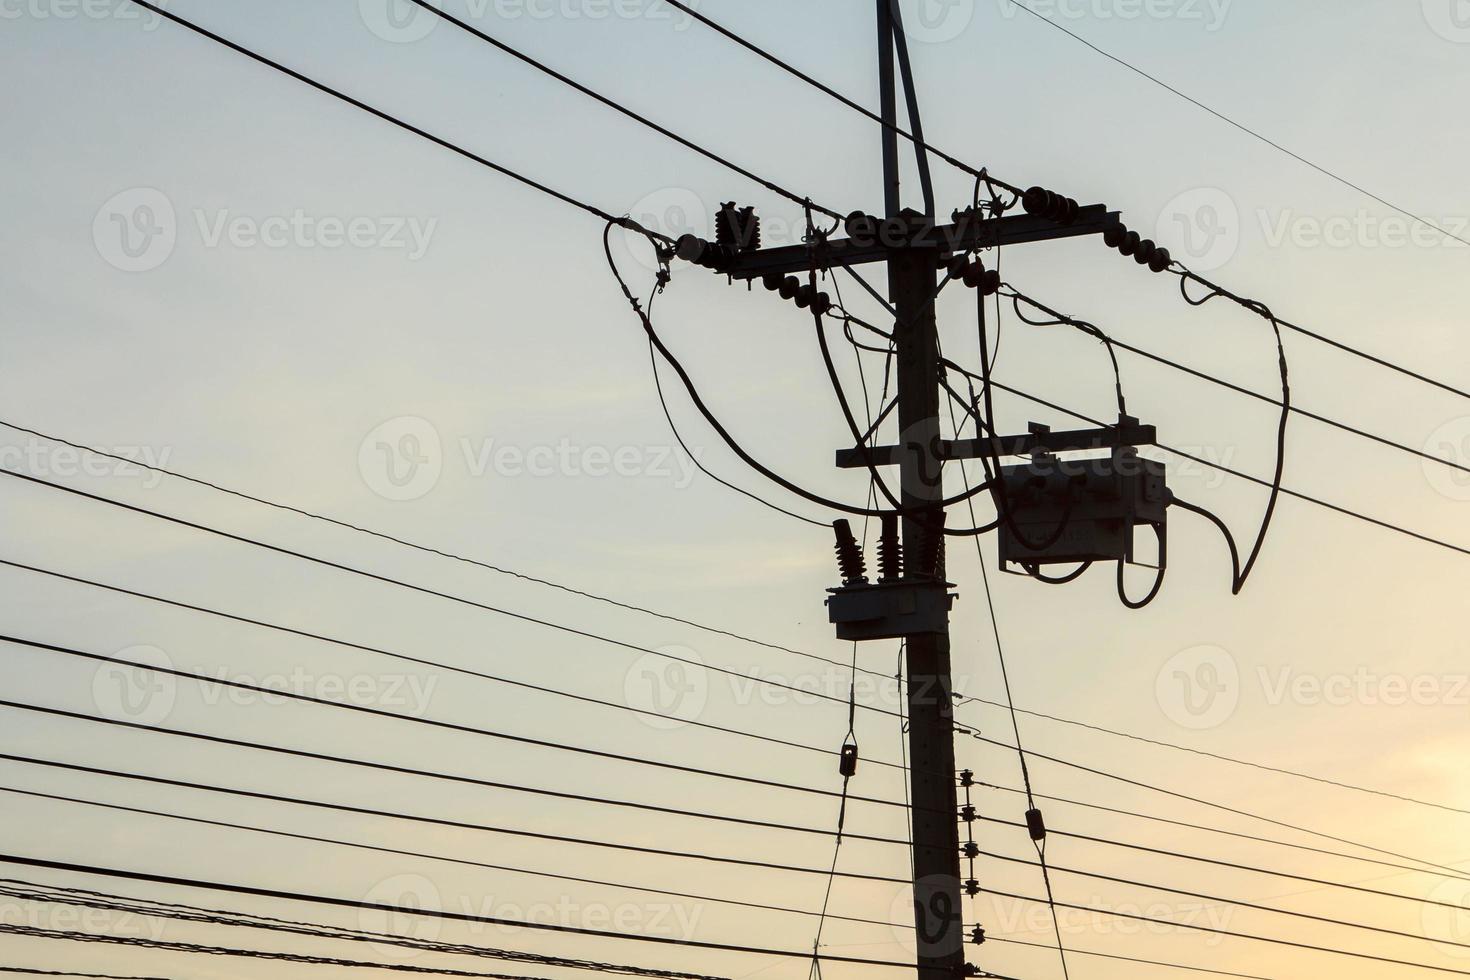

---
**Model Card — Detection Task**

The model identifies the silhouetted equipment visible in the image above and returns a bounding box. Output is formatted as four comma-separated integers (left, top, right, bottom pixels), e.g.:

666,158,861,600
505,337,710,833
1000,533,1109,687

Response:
947,255,1001,295
839,742,859,778
877,512,902,582
715,202,761,251
831,519,868,585
761,270,832,315
993,419,1169,571
1103,220,1172,272
1021,185,1080,225
826,513,955,640
1025,808,1048,843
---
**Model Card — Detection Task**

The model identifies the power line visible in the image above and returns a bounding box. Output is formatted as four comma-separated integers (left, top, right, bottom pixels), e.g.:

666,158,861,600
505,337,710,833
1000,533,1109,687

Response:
115,0,666,244
0,465,906,723
0,696,920,847
653,0,1018,195
659,0,1470,401
0,555,907,772
981,936,1274,980
0,970,172,980
0,705,917,858
958,371,1470,559
964,694,1470,819
1000,0,1470,251
0,783,916,914
0,631,926,814
0,923,675,980
0,878,713,980
979,781,1470,883
399,0,844,222
0,852,958,973
964,731,1469,880
943,363,1070,976
1006,284,1470,477
0,881,770,980
980,888,1470,977
2,416,1460,816
977,847,1470,952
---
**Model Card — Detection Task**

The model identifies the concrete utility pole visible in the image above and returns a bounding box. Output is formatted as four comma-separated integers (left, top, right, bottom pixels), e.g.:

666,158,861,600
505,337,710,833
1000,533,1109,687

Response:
698,10,1119,976
875,3,964,976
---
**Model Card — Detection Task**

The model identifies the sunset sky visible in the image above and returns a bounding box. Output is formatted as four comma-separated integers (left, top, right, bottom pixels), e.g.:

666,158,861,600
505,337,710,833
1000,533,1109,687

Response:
2,1,1469,978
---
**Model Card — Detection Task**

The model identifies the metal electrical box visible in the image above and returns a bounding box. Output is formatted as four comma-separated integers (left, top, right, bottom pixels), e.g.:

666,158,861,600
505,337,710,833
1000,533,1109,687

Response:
826,580,955,641
997,447,1168,567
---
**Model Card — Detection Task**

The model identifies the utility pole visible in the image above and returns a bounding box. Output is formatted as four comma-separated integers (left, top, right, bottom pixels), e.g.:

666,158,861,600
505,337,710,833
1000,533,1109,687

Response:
874,2,964,975
678,11,1120,975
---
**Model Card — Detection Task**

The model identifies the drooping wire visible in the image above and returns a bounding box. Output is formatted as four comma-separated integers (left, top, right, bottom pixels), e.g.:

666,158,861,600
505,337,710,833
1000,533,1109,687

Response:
1170,267,1292,593
944,363,1071,980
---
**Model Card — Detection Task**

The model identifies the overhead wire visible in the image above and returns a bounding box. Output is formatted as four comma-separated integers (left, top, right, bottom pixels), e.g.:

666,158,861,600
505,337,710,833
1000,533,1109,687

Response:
978,887,1470,976
999,0,1470,251
0,636,938,823
0,853,983,974
118,0,667,243
400,0,845,221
